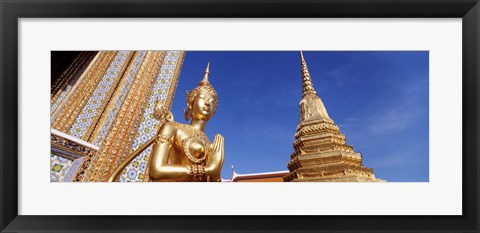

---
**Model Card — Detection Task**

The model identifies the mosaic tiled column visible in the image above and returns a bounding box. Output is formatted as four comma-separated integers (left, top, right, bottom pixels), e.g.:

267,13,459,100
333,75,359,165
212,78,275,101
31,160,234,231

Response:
50,50,185,182
51,52,96,96
50,52,98,116
67,51,134,141
76,51,185,182
119,51,185,182
89,51,148,146
51,52,118,132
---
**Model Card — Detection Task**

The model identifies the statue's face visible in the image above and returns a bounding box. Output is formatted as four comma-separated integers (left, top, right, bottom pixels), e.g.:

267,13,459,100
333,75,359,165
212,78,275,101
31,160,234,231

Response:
191,91,216,121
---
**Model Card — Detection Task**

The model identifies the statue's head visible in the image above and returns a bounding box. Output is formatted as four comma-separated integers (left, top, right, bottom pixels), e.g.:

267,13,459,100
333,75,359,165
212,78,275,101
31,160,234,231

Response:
184,63,218,121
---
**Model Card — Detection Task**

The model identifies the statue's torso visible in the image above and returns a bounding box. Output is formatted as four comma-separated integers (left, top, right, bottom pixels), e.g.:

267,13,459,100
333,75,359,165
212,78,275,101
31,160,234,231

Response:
168,122,210,166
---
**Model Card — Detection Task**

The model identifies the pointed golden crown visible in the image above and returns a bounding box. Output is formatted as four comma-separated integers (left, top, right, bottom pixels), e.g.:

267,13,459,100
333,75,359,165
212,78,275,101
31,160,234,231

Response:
184,62,219,120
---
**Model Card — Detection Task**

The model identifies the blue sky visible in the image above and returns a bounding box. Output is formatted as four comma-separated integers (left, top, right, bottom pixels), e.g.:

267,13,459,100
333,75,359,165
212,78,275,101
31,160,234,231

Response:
170,51,429,182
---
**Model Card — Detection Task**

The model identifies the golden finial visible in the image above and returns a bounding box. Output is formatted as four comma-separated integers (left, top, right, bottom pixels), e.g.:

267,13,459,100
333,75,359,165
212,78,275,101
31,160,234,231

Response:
200,62,210,84
299,51,317,97
297,51,331,121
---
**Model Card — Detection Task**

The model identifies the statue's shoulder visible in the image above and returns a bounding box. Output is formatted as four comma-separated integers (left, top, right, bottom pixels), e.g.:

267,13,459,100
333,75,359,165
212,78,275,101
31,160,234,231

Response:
169,122,190,131
161,121,192,133
159,121,182,135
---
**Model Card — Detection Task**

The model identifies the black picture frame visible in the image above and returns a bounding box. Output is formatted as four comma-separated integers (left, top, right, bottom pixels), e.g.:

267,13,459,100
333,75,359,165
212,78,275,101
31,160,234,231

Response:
1,0,479,232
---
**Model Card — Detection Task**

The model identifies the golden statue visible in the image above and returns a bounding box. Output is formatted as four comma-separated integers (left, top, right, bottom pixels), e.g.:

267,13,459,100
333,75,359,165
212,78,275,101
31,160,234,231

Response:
108,63,224,182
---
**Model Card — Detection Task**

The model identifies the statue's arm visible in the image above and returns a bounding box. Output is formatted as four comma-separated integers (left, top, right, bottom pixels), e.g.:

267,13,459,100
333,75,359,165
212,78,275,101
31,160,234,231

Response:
148,123,190,182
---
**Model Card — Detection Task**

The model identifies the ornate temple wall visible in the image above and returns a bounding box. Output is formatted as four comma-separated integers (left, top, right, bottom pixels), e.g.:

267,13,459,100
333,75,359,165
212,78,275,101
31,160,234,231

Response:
50,51,185,182
50,154,74,182
50,129,98,182
50,51,97,115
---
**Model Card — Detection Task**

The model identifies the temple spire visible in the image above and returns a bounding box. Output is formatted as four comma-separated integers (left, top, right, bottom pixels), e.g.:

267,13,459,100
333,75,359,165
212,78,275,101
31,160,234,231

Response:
300,51,317,97
285,52,384,182
298,51,330,121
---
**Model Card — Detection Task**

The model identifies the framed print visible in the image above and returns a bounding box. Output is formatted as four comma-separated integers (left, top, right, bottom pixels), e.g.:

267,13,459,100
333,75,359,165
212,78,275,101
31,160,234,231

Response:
1,0,479,232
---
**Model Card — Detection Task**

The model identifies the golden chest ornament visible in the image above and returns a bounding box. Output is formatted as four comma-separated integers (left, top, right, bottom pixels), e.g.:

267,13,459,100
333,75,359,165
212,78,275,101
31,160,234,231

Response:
176,123,210,164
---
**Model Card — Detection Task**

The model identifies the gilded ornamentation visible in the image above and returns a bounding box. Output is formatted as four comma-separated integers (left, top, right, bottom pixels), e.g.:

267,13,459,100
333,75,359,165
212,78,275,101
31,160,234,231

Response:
284,52,384,182
119,51,184,182
76,51,158,181
89,51,165,182
52,52,117,131
91,51,148,145
70,51,183,182
69,51,132,140
157,134,174,146
298,52,330,122
51,133,96,159
107,62,224,182
179,123,209,164
51,52,87,96
186,164,206,181
51,131,97,182
51,52,97,114
184,63,218,120
51,52,100,118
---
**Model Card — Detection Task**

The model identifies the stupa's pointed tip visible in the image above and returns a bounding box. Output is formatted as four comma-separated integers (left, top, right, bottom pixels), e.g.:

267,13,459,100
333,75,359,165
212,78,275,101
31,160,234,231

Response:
299,50,318,98
205,62,210,73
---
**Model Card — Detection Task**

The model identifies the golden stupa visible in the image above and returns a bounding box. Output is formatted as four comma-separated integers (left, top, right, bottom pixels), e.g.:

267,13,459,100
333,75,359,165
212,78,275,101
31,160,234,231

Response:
284,52,384,182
